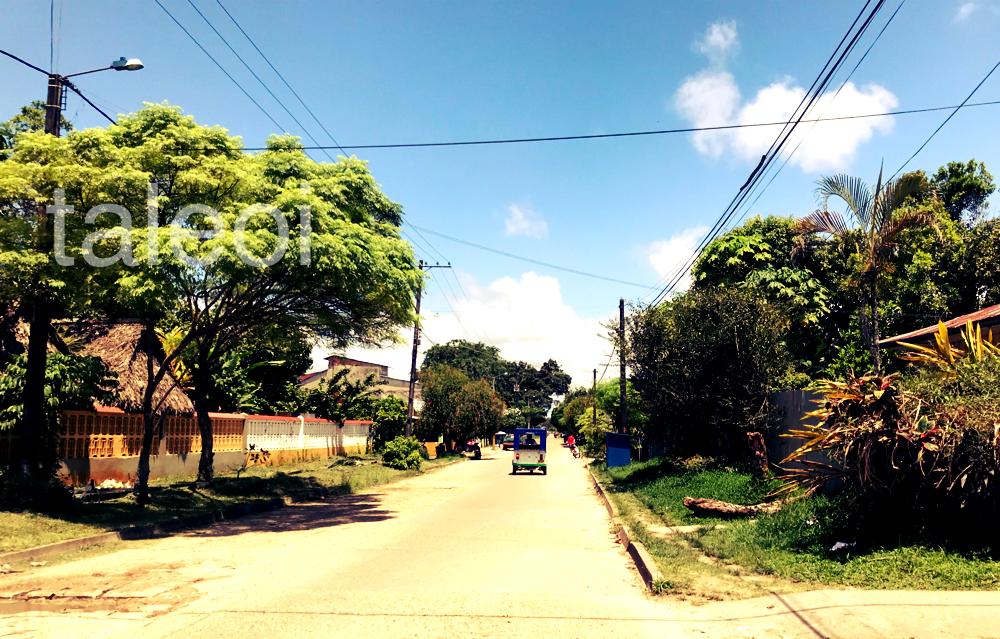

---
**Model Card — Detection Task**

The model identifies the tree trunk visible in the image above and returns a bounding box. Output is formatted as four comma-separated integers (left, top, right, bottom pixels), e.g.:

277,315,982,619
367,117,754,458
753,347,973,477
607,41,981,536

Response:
747,431,768,478
135,409,156,507
192,388,214,484
135,323,158,507
859,269,882,375
682,496,785,518
16,300,49,478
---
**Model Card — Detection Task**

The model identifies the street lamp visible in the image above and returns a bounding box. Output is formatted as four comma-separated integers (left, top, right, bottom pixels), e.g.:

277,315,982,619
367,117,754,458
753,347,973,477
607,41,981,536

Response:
46,57,145,135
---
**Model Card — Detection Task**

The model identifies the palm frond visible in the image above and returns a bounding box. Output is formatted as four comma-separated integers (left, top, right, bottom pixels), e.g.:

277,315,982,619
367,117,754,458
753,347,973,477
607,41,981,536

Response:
877,206,938,247
795,209,849,236
872,172,928,232
816,174,872,229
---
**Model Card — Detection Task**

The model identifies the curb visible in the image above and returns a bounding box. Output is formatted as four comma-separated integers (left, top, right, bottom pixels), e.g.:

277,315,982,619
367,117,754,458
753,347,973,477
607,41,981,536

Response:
589,468,665,592
0,497,286,567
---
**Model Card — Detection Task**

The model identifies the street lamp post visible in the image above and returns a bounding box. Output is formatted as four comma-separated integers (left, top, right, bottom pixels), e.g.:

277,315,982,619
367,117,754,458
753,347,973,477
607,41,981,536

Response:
2,50,143,477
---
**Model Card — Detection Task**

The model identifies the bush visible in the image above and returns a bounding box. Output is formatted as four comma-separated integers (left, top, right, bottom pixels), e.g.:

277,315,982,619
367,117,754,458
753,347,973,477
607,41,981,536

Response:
629,287,791,462
781,324,1000,547
380,436,423,471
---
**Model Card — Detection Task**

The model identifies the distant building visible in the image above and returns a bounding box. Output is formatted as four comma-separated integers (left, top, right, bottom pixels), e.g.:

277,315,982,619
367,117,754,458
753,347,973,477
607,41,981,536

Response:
299,355,422,412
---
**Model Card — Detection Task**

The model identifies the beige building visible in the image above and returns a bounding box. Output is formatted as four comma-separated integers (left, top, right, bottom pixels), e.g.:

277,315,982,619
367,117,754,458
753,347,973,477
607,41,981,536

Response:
299,355,422,413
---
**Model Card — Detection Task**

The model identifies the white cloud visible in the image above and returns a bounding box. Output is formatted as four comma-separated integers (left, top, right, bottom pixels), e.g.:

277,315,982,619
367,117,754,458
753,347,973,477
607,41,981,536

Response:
674,70,740,157
954,2,978,21
696,19,739,65
504,204,549,239
647,225,710,293
674,21,898,173
313,271,609,391
733,80,897,173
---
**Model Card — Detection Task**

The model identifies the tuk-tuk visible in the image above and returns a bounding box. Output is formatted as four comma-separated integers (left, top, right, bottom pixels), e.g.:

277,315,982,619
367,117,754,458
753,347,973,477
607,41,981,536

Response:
512,428,547,475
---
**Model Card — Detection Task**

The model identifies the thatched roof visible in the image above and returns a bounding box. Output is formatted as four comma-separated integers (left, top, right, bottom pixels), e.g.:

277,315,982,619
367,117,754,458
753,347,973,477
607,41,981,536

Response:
63,321,194,416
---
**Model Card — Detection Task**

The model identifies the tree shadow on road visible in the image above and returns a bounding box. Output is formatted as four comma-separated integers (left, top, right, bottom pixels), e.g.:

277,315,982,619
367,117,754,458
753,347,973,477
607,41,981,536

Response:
178,492,395,538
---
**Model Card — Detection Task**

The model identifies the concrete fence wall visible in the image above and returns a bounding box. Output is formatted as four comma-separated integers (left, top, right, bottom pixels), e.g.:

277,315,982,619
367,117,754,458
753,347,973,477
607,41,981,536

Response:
1,408,371,486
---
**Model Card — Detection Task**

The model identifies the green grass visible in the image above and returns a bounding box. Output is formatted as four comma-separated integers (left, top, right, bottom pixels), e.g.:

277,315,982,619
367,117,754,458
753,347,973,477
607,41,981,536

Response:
597,458,1000,595
0,453,464,555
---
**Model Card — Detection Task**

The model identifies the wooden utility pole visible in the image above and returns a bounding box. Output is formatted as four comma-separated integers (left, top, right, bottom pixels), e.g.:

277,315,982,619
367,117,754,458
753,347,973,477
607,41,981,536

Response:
405,260,450,437
592,368,597,430
17,74,65,475
619,298,627,434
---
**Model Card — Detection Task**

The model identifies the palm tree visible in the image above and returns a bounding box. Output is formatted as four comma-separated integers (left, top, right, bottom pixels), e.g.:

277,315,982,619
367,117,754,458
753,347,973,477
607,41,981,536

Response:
796,168,934,374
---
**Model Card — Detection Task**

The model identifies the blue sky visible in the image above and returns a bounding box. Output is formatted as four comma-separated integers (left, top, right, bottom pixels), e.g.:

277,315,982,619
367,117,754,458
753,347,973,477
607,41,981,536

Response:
2,0,998,386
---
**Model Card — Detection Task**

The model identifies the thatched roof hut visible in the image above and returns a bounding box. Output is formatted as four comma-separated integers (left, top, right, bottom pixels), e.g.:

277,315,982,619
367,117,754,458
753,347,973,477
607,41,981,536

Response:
63,321,194,415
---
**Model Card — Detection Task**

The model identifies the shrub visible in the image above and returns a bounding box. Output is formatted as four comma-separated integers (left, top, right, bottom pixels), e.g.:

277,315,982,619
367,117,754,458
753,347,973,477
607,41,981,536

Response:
629,287,791,462
380,436,423,471
781,323,1000,546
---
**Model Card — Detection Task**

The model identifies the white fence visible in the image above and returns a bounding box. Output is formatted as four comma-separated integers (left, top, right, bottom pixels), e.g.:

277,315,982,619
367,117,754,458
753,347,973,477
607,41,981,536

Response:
245,416,371,453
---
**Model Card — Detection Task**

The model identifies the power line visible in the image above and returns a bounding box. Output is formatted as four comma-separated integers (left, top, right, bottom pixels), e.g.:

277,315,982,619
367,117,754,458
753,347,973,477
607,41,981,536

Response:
721,0,906,241
0,48,48,75
408,223,659,290
891,58,1000,179
647,0,886,307
213,0,349,157
184,0,336,162
153,0,287,133
187,100,1000,153
652,0,884,302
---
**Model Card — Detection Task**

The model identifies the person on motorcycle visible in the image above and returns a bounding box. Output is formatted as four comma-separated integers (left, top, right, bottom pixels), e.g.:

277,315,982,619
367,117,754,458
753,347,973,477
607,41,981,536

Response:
567,434,579,457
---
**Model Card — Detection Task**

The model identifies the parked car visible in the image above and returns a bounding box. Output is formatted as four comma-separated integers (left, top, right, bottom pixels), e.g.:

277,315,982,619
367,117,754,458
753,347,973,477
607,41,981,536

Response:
501,434,515,450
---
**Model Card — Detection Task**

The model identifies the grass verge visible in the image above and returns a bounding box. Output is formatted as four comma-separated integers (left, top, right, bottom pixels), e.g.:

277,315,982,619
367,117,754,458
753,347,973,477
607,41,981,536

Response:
0,454,464,555
596,457,1000,597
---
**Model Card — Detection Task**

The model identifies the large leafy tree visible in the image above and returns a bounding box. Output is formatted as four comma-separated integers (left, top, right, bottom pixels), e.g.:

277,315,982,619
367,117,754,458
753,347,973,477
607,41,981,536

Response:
422,340,503,381
628,287,791,461
421,339,570,421
796,169,934,374
931,159,995,225
0,104,421,502
693,216,834,373
454,379,505,442
419,364,505,445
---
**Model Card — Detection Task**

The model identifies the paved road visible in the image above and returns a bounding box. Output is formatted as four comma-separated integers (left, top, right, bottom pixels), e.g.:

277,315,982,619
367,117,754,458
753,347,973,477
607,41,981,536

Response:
4,443,1000,638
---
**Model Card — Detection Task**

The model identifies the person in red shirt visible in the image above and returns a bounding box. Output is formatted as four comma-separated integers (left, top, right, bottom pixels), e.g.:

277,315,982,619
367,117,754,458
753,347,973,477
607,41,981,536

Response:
566,434,575,447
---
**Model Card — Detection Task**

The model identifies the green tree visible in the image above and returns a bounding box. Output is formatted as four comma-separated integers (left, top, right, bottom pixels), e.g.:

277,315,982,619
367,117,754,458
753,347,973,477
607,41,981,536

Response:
796,170,933,373
454,379,505,442
421,340,502,381
594,378,648,440
574,407,612,457
931,159,995,225
0,101,72,156
628,287,791,461
0,352,115,504
422,339,571,421
418,365,469,442
0,104,421,502
302,369,380,423
369,395,407,452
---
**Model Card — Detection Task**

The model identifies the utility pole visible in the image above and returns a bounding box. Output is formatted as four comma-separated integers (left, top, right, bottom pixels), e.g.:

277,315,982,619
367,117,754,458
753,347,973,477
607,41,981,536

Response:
17,75,65,475
619,298,627,434
592,368,597,431
405,260,451,437
0,50,143,477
